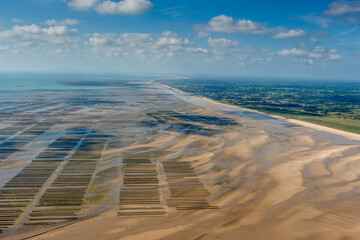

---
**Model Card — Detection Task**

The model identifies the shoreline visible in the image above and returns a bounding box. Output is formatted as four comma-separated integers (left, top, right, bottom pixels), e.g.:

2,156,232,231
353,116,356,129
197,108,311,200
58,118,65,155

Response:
159,83,360,141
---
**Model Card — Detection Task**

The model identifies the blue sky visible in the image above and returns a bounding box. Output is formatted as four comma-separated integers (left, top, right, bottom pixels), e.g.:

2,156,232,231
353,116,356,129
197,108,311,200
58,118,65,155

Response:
0,0,359,80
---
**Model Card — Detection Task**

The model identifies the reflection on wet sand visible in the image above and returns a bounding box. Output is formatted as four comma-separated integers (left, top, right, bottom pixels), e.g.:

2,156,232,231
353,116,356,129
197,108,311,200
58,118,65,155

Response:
0,81,359,240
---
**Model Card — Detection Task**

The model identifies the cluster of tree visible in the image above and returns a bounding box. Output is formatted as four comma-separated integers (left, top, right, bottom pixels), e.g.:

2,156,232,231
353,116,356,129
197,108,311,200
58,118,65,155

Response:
161,79,360,120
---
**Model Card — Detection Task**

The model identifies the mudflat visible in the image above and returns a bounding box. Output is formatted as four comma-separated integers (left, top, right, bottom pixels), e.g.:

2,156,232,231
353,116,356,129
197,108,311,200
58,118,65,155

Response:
1,81,360,240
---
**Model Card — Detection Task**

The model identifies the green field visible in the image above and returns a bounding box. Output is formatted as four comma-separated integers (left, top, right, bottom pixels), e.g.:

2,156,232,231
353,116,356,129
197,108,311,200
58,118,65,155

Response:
283,115,360,134
216,101,360,134
161,78,360,135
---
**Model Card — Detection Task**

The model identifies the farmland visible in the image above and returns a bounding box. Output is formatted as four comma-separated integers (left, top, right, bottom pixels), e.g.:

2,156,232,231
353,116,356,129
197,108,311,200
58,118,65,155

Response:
160,78,360,133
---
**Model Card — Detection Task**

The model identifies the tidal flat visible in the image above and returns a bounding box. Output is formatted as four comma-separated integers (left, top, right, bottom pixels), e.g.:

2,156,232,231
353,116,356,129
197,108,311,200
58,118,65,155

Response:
0,78,360,240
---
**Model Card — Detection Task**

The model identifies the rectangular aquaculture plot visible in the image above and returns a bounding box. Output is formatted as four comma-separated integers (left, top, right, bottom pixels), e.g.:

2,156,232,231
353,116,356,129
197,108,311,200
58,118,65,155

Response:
3,123,32,131
25,135,108,226
47,141,79,149
3,164,59,189
37,188,87,207
0,141,28,148
8,136,35,142
19,130,46,135
26,208,81,225
163,161,218,210
0,146,26,160
0,209,23,233
0,132,87,231
36,151,70,159
118,156,166,217
0,130,18,135
0,148,21,154
0,188,39,233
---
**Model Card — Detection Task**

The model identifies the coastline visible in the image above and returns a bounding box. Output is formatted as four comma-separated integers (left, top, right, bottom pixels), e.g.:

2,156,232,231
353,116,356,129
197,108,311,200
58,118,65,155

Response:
159,83,360,141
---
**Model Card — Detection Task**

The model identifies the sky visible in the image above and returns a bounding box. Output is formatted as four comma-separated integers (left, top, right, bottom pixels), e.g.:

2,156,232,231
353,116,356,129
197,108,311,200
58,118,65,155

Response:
0,0,359,80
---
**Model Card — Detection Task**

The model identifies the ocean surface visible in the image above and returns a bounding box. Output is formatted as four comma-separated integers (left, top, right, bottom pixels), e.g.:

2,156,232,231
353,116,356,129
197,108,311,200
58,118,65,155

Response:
0,73,156,92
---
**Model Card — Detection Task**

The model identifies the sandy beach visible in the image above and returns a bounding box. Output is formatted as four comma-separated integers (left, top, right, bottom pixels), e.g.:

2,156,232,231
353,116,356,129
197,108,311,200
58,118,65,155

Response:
1,81,360,240
161,83,360,142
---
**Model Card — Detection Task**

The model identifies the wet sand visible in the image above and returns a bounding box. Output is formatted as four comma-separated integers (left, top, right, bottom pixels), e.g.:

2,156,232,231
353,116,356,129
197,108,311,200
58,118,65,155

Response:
1,81,360,240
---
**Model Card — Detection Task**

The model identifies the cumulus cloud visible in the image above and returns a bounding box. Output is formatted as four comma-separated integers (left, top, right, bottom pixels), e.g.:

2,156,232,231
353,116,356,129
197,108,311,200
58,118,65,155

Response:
68,0,100,10
309,52,323,58
251,57,272,64
0,24,78,46
95,0,153,14
313,46,327,53
278,48,308,57
299,2,360,28
277,46,341,63
206,37,256,57
195,15,269,36
196,15,307,40
273,29,306,39
68,0,153,15
208,37,240,48
308,37,320,43
45,19,80,26
88,31,191,58
0,45,9,51
329,54,341,60
186,47,208,55
203,37,259,64
12,18,22,23
323,1,360,15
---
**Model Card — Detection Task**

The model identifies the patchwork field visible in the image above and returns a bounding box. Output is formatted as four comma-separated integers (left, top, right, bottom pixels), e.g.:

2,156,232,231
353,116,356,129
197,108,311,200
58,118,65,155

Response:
0,81,359,240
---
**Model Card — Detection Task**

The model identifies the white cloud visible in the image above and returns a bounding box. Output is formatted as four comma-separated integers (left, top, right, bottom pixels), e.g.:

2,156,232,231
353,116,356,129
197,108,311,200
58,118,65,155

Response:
309,52,323,58
278,48,308,57
277,46,341,63
329,54,341,60
196,15,306,41
347,17,359,24
195,15,268,36
273,29,306,39
88,31,191,58
55,49,64,54
208,15,268,34
186,47,208,55
0,24,78,46
95,0,153,14
312,31,330,37
0,45,9,51
68,0,100,10
197,31,211,38
12,18,22,23
45,19,80,26
299,14,333,28
308,37,320,43
313,46,326,53
336,26,358,36
208,37,240,48
324,1,360,15
203,37,258,64
68,0,153,15
206,37,255,57
252,57,272,64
